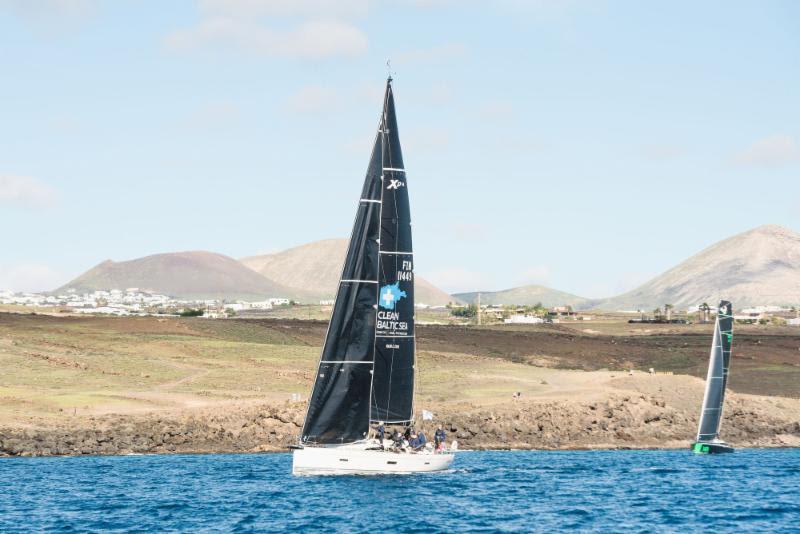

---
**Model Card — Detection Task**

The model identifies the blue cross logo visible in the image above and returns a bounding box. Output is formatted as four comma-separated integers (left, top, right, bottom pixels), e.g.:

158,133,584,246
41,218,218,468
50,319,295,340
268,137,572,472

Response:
379,282,407,310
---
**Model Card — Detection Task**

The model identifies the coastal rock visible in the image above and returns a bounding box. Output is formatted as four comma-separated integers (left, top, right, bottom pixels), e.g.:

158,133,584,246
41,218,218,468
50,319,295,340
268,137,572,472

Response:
0,392,798,457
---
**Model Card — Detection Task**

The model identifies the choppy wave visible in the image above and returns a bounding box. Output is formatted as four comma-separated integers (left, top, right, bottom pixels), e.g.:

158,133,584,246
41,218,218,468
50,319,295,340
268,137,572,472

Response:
1,448,799,531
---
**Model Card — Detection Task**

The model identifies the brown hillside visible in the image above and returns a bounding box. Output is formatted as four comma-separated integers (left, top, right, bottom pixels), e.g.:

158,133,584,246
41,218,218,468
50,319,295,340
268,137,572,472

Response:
598,225,800,310
241,238,457,306
57,251,299,301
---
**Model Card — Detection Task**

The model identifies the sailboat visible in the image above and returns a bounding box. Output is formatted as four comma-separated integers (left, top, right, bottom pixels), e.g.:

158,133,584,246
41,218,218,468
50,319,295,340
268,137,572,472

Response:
691,300,734,454
292,78,455,475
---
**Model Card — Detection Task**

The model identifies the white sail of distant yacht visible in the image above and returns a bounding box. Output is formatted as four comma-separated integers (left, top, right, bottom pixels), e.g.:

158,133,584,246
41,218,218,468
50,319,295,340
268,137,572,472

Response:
291,77,454,475
691,300,734,454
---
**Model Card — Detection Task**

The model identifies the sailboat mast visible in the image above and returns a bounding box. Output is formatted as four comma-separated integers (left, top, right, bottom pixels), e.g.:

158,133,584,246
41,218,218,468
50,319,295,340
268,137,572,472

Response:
366,82,391,425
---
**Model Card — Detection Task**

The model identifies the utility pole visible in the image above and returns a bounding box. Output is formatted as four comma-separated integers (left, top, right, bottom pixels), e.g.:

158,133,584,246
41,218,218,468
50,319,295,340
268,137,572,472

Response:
477,292,481,326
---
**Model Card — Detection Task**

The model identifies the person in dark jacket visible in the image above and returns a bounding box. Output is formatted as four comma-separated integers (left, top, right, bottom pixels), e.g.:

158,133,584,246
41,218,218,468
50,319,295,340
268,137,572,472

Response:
409,432,420,450
372,422,386,448
434,425,446,451
391,430,404,450
414,431,427,451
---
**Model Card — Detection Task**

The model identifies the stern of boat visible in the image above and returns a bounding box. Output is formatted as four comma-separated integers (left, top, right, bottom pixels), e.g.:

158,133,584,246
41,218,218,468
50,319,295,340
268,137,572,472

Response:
691,441,734,454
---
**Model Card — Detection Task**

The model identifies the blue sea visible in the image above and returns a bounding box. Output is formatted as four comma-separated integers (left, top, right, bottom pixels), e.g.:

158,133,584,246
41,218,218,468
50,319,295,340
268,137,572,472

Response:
1,449,799,532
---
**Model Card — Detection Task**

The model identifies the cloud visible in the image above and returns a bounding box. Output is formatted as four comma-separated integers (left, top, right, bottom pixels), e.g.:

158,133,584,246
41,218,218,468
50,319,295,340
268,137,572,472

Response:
734,134,800,168
0,175,57,208
0,0,95,18
165,18,367,59
286,85,340,114
0,0,97,34
0,263,66,293
166,1,368,60
197,0,370,18
395,42,466,65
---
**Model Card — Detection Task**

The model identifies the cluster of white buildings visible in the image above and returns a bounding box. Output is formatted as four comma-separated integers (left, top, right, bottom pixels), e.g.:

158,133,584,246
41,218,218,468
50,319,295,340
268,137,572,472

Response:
0,288,295,318
1,288,187,316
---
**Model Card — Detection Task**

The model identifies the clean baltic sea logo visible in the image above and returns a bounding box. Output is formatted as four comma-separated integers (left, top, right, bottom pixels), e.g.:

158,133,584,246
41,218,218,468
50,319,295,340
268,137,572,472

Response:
379,282,407,310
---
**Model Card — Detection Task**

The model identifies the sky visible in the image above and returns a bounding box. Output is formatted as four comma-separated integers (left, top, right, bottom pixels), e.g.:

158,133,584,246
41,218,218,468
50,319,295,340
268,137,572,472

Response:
1,0,799,297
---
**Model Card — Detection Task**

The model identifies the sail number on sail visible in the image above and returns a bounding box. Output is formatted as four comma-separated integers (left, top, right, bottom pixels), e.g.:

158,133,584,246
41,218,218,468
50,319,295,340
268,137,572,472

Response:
377,257,413,335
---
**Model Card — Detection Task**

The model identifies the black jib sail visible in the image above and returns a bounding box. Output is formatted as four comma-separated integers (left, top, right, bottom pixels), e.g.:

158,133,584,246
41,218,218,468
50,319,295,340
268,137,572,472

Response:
695,300,734,443
300,78,415,444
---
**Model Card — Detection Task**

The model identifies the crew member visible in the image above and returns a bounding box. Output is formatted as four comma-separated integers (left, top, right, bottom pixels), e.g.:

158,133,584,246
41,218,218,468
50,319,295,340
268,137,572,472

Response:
434,425,446,452
372,421,386,448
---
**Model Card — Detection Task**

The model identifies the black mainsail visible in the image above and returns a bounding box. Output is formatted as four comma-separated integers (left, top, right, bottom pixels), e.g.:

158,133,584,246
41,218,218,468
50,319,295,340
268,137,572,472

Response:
301,78,415,444
692,300,734,453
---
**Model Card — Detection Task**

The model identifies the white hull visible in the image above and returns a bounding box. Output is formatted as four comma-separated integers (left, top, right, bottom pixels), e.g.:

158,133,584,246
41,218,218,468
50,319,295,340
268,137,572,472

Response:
292,443,454,475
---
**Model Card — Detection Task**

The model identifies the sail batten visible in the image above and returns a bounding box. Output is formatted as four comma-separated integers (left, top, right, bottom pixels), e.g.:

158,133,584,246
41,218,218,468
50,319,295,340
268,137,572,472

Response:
301,78,415,444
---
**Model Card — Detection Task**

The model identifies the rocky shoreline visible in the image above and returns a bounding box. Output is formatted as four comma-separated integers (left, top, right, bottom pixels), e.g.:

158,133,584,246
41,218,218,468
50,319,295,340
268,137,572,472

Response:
3,392,799,457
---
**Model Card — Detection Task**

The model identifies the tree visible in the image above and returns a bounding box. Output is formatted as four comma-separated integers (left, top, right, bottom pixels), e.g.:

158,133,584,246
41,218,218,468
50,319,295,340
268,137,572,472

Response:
179,308,204,317
532,302,548,316
451,304,478,318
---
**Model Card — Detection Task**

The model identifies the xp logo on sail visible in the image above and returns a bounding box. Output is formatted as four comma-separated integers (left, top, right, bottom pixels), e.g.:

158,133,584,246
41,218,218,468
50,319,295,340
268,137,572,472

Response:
379,281,407,310
387,179,405,190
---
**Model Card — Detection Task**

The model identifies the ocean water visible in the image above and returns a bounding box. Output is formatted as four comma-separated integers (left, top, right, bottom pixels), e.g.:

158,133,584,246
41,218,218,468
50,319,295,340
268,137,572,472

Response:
1,449,798,532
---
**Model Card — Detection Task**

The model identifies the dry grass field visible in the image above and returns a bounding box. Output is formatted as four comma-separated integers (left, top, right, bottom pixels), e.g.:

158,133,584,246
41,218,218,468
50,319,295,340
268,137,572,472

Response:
1,311,799,426
2,312,799,455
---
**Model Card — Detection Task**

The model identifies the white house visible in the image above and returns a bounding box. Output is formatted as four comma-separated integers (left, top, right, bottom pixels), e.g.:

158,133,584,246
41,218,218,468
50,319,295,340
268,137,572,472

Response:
504,315,544,324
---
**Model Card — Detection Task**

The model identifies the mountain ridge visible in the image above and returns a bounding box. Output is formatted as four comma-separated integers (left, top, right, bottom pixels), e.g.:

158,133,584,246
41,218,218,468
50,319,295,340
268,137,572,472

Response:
454,285,589,308
240,238,458,306
56,251,303,301
53,224,800,309
594,224,800,310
